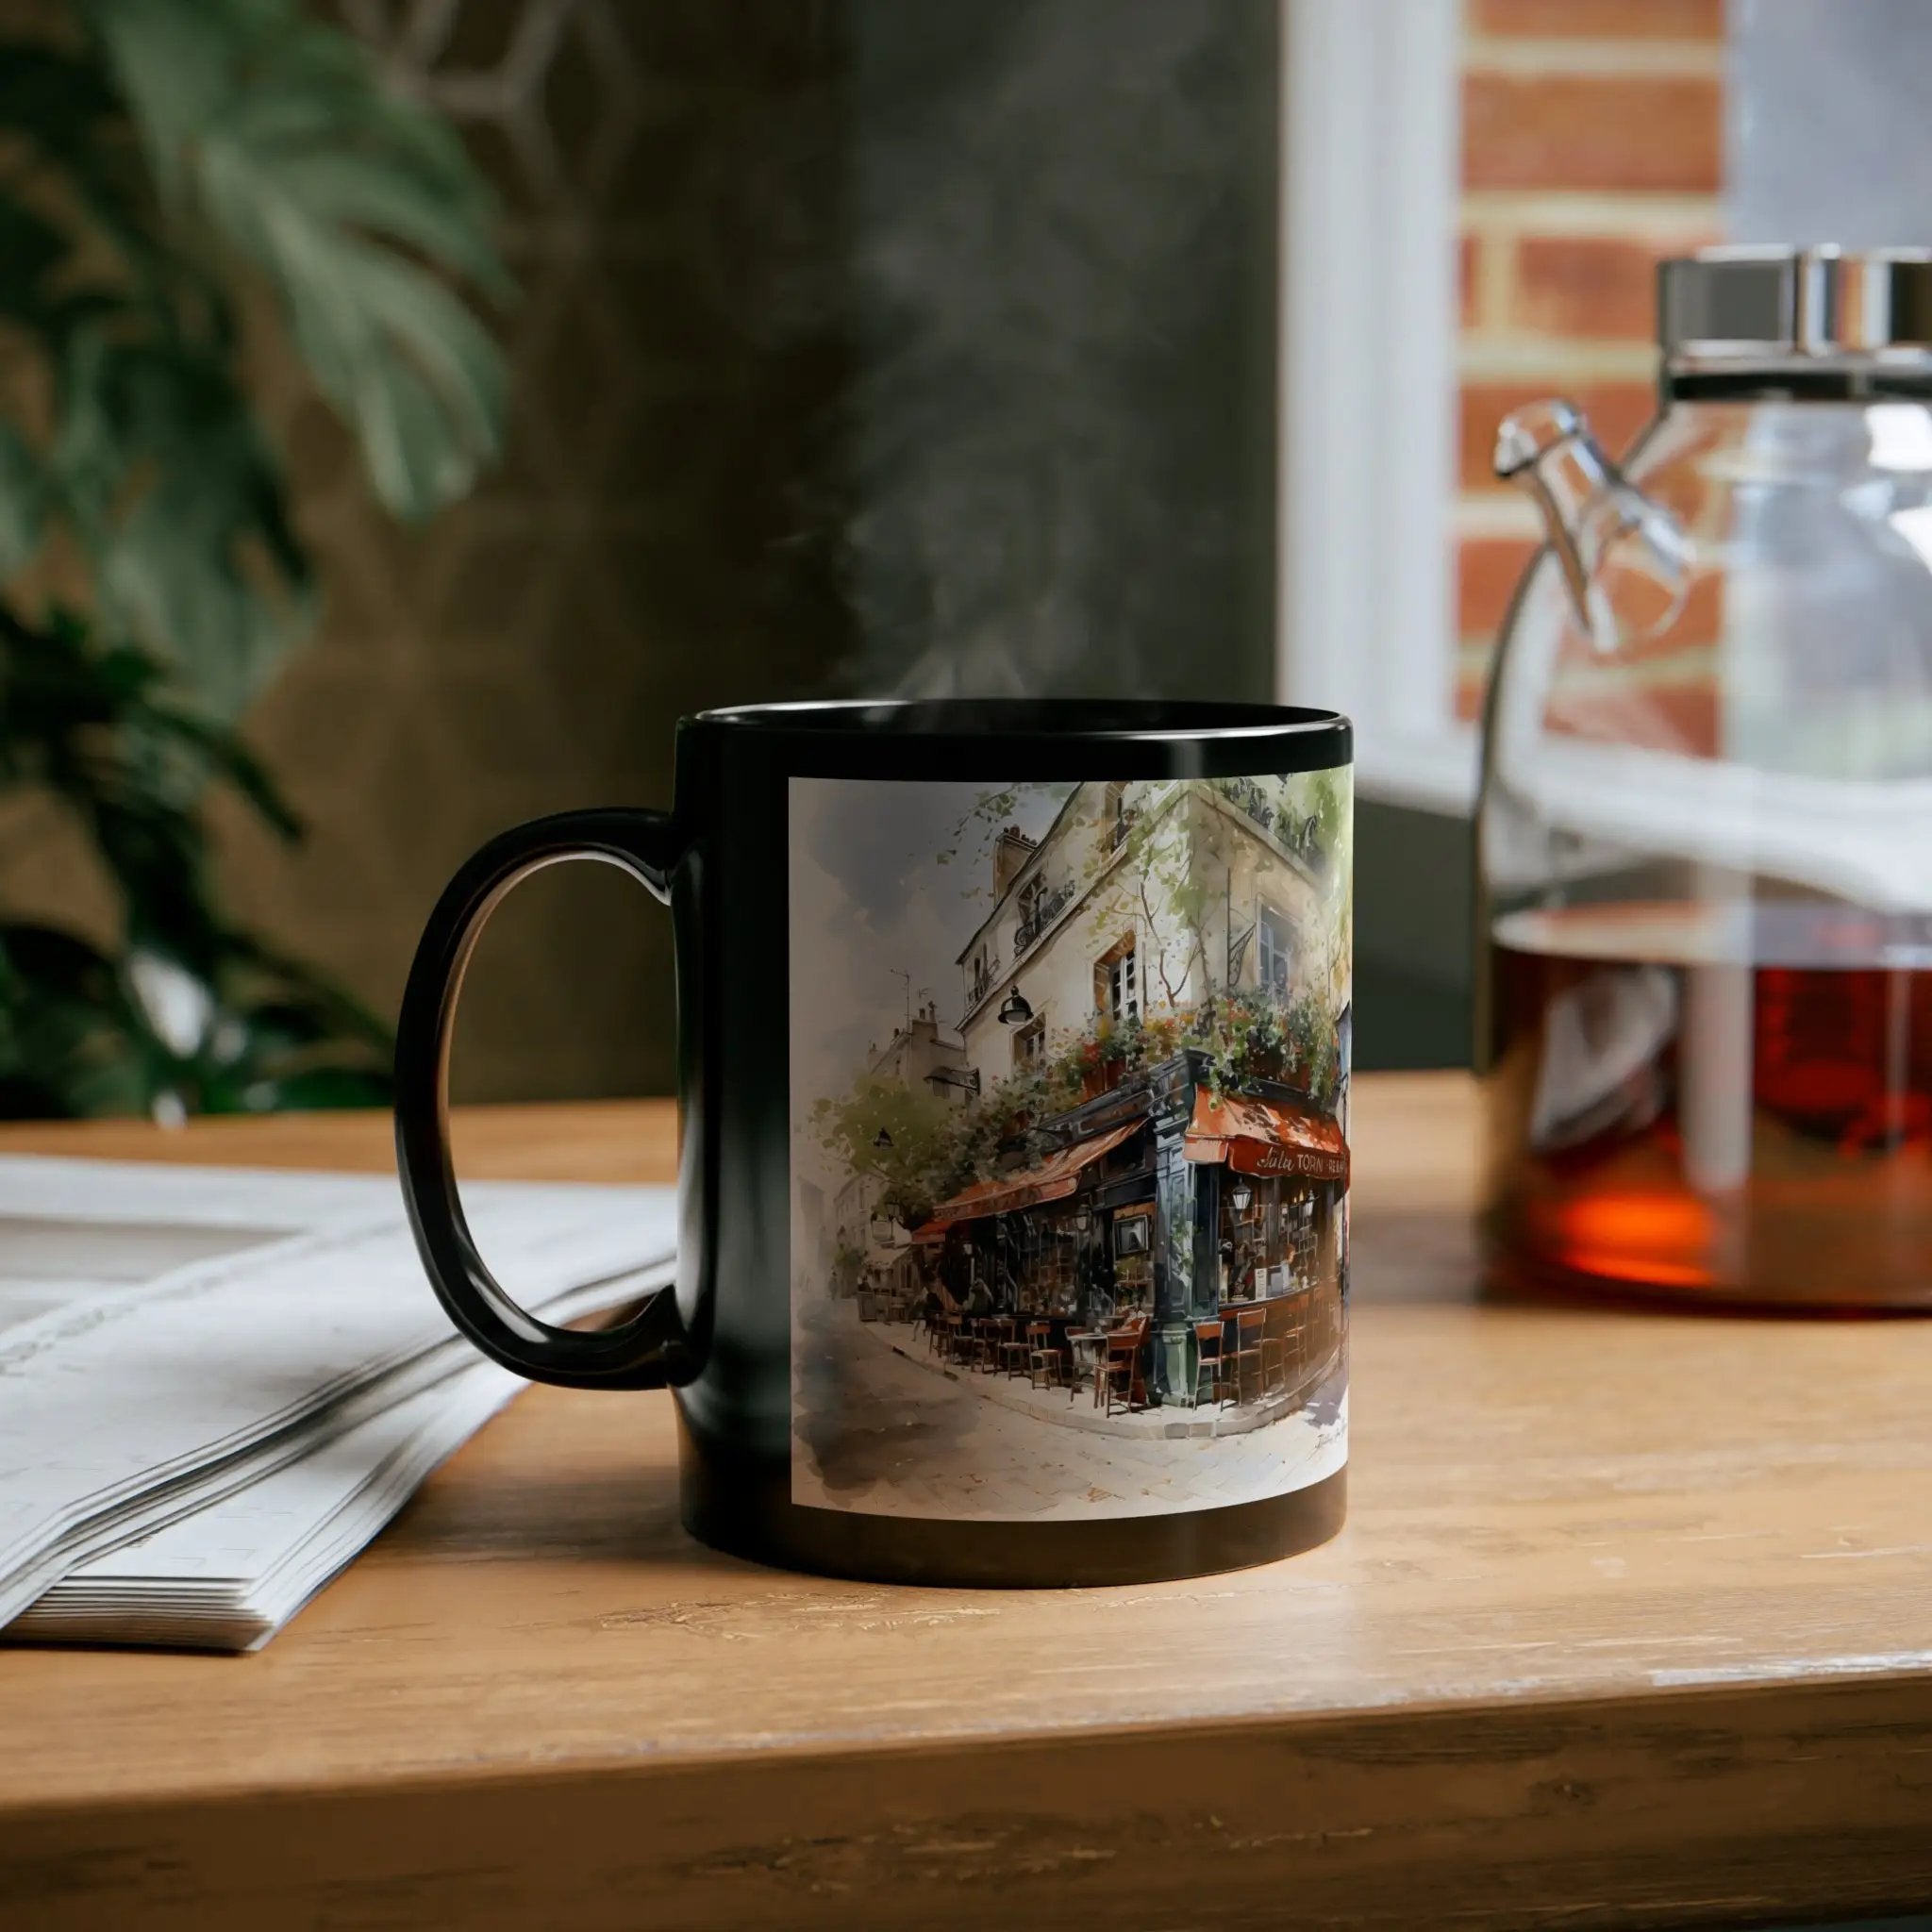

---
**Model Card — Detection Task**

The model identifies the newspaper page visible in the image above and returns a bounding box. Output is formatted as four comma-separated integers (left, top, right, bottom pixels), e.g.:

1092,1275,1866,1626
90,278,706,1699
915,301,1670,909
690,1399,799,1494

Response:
0,1158,676,1631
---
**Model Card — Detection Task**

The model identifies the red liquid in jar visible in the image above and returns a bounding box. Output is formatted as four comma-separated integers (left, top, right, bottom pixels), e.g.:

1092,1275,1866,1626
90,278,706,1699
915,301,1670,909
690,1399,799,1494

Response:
1483,902,1932,1308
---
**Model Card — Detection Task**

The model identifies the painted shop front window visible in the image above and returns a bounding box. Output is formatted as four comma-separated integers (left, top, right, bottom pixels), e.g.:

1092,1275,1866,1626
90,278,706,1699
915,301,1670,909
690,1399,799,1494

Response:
1221,1174,1321,1302
1011,1208,1084,1316
1111,1203,1154,1312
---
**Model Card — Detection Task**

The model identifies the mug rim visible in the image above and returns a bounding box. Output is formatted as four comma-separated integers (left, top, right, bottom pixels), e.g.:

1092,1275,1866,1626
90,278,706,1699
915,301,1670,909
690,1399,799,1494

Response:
691,697,1350,747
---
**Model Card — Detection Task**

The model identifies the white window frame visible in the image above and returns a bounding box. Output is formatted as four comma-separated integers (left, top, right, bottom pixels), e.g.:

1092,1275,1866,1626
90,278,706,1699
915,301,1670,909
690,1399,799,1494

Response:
1097,936,1140,1024
1012,1013,1045,1068
1257,898,1292,996
1276,0,1474,815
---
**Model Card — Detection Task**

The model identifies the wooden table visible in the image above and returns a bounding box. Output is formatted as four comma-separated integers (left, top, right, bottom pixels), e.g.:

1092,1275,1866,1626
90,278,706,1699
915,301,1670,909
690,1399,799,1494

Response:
3,1074,1931,1930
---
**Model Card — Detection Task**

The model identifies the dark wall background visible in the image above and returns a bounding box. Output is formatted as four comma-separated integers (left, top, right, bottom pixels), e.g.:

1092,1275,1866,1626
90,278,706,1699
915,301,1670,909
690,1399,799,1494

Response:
186,0,1286,1103
206,0,856,1104
1353,802,1472,1074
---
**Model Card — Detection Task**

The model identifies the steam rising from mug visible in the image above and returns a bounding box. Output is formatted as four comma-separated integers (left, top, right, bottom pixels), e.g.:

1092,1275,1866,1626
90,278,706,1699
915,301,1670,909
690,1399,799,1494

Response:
836,1,1273,701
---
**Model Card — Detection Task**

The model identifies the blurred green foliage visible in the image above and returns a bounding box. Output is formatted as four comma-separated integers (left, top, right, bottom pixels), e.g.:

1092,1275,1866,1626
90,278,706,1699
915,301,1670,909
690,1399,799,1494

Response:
0,0,507,1119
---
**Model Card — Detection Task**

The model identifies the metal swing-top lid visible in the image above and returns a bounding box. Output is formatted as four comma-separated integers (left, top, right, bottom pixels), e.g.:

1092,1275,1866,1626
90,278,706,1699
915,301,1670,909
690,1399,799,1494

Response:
1658,246,1932,368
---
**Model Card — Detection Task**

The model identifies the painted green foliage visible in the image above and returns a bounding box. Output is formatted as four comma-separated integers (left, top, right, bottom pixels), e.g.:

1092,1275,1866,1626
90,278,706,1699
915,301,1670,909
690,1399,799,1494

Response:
813,1074,970,1232
1080,772,1352,1091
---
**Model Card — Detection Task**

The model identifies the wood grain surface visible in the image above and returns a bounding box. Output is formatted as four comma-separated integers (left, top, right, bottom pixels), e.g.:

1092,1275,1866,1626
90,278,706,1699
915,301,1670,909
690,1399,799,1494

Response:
2,1074,1930,1930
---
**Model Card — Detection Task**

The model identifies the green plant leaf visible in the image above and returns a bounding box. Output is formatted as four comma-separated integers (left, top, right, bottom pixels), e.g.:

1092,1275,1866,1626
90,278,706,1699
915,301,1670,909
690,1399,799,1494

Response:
87,0,510,523
0,201,70,331
0,423,44,575
261,231,507,515
0,0,479,1118
0,606,307,985
51,330,313,714
223,931,394,1052
0,921,151,1118
0,41,208,343
0,46,121,158
144,700,302,840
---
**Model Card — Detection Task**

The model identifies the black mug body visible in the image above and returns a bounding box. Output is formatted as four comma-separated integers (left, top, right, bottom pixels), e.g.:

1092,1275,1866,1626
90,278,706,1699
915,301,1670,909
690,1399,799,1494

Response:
398,700,1353,1588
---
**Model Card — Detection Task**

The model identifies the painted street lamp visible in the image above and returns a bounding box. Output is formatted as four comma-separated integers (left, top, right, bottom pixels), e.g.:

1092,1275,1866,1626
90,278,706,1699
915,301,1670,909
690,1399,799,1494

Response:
873,1126,892,1150
1230,1179,1254,1216
997,987,1034,1025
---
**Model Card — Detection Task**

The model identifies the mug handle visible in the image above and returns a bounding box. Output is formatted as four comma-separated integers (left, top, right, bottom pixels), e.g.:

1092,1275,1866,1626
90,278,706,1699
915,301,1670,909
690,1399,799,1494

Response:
394,808,696,1391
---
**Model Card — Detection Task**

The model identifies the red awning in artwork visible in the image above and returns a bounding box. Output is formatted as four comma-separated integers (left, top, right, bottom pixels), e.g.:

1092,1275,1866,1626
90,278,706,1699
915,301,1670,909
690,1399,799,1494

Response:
1182,1091,1349,1185
908,1119,1144,1240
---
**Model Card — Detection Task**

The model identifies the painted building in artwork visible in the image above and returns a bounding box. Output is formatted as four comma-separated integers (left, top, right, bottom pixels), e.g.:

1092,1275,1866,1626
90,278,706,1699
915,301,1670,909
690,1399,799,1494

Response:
954,778,1333,1092
796,1177,827,1297
913,1041,1350,1410
829,1004,976,1297
913,776,1352,1409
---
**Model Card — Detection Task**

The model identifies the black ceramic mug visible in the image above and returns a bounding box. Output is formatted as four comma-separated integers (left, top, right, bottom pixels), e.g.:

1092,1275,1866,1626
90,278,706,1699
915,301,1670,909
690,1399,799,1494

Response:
396,699,1354,1586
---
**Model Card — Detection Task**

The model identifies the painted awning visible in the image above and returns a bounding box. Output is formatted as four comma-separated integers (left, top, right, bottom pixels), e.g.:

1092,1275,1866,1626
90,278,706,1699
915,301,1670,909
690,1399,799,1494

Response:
1183,1091,1349,1184
909,1119,1143,1239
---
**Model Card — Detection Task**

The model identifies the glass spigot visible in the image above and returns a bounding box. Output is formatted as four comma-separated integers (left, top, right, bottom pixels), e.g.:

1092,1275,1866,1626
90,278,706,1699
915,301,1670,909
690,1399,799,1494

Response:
1495,398,1690,651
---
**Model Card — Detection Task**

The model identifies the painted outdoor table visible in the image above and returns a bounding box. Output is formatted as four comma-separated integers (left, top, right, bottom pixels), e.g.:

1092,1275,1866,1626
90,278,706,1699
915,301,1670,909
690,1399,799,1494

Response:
1066,1323,1110,1384
2,1074,1931,1930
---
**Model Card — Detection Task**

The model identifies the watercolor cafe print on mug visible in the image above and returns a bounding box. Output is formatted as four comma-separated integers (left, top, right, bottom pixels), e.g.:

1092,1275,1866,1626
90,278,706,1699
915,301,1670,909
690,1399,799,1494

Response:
788,772,1353,1522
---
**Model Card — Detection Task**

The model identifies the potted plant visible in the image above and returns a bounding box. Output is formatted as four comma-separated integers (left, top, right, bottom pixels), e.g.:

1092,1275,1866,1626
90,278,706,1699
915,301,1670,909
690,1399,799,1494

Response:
1079,1017,1126,1099
0,0,507,1118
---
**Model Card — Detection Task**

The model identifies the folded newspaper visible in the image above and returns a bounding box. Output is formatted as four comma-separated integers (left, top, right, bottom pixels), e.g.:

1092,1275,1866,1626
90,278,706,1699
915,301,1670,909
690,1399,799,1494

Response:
0,1155,675,1652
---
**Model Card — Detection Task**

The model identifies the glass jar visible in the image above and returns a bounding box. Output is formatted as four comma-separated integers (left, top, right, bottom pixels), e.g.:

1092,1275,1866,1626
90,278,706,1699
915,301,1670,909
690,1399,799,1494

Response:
1478,246,1932,1309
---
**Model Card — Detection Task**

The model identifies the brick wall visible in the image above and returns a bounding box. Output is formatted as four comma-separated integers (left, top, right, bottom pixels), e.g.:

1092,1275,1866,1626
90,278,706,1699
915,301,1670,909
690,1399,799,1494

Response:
1455,0,1724,721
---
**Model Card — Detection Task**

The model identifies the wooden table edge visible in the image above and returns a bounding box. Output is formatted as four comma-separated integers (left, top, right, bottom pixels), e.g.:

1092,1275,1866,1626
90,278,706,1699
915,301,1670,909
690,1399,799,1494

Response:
7,1671,1932,1929
6,1653,1931,1823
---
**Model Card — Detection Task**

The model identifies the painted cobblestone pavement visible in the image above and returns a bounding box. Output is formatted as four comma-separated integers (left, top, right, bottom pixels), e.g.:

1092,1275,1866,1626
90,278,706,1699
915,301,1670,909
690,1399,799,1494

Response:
792,1299,1346,1521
